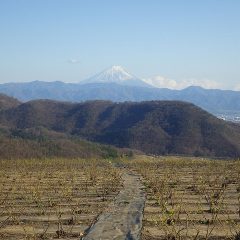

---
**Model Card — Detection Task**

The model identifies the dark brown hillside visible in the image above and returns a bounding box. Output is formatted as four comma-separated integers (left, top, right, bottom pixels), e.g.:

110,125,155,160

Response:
0,99,240,157
0,94,20,110
0,100,74,129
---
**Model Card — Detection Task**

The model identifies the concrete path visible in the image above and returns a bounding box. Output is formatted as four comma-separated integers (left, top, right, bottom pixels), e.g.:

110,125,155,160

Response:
83,170,146,240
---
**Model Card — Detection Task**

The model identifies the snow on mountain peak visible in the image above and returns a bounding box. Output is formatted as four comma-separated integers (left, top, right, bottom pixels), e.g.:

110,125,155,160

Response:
80,65,152,87
95,65,134,82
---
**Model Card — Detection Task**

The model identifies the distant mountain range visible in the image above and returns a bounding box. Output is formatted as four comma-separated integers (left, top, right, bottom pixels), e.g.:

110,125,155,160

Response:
0,95,240,158
0,66,240,116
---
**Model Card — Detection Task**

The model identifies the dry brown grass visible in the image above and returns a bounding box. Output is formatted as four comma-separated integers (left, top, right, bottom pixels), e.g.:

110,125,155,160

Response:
126,155,240,240
0,158,122,239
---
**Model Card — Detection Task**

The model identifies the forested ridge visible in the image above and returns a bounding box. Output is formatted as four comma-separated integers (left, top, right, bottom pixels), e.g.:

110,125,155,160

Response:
0,94,240,158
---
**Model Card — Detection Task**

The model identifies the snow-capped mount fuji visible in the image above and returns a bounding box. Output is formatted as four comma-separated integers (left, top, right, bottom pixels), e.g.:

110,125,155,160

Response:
80,65,151,87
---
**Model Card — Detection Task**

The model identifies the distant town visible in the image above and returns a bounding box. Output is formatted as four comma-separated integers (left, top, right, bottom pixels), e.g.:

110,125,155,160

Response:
217,113,240,123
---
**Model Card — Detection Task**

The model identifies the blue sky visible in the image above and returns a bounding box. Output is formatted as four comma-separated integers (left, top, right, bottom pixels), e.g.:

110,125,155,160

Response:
0,0,239,89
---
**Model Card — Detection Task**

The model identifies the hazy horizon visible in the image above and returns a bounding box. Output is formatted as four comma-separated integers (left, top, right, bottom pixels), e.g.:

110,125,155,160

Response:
0,0,239,90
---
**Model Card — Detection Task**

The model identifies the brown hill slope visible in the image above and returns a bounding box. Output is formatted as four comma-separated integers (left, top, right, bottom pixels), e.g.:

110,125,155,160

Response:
0,94,20,110
0,98,240,157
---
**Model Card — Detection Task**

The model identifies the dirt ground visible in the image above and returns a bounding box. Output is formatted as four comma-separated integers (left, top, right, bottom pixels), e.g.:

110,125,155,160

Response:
128,156,240,240
0,158,122,239
1,156,240,240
